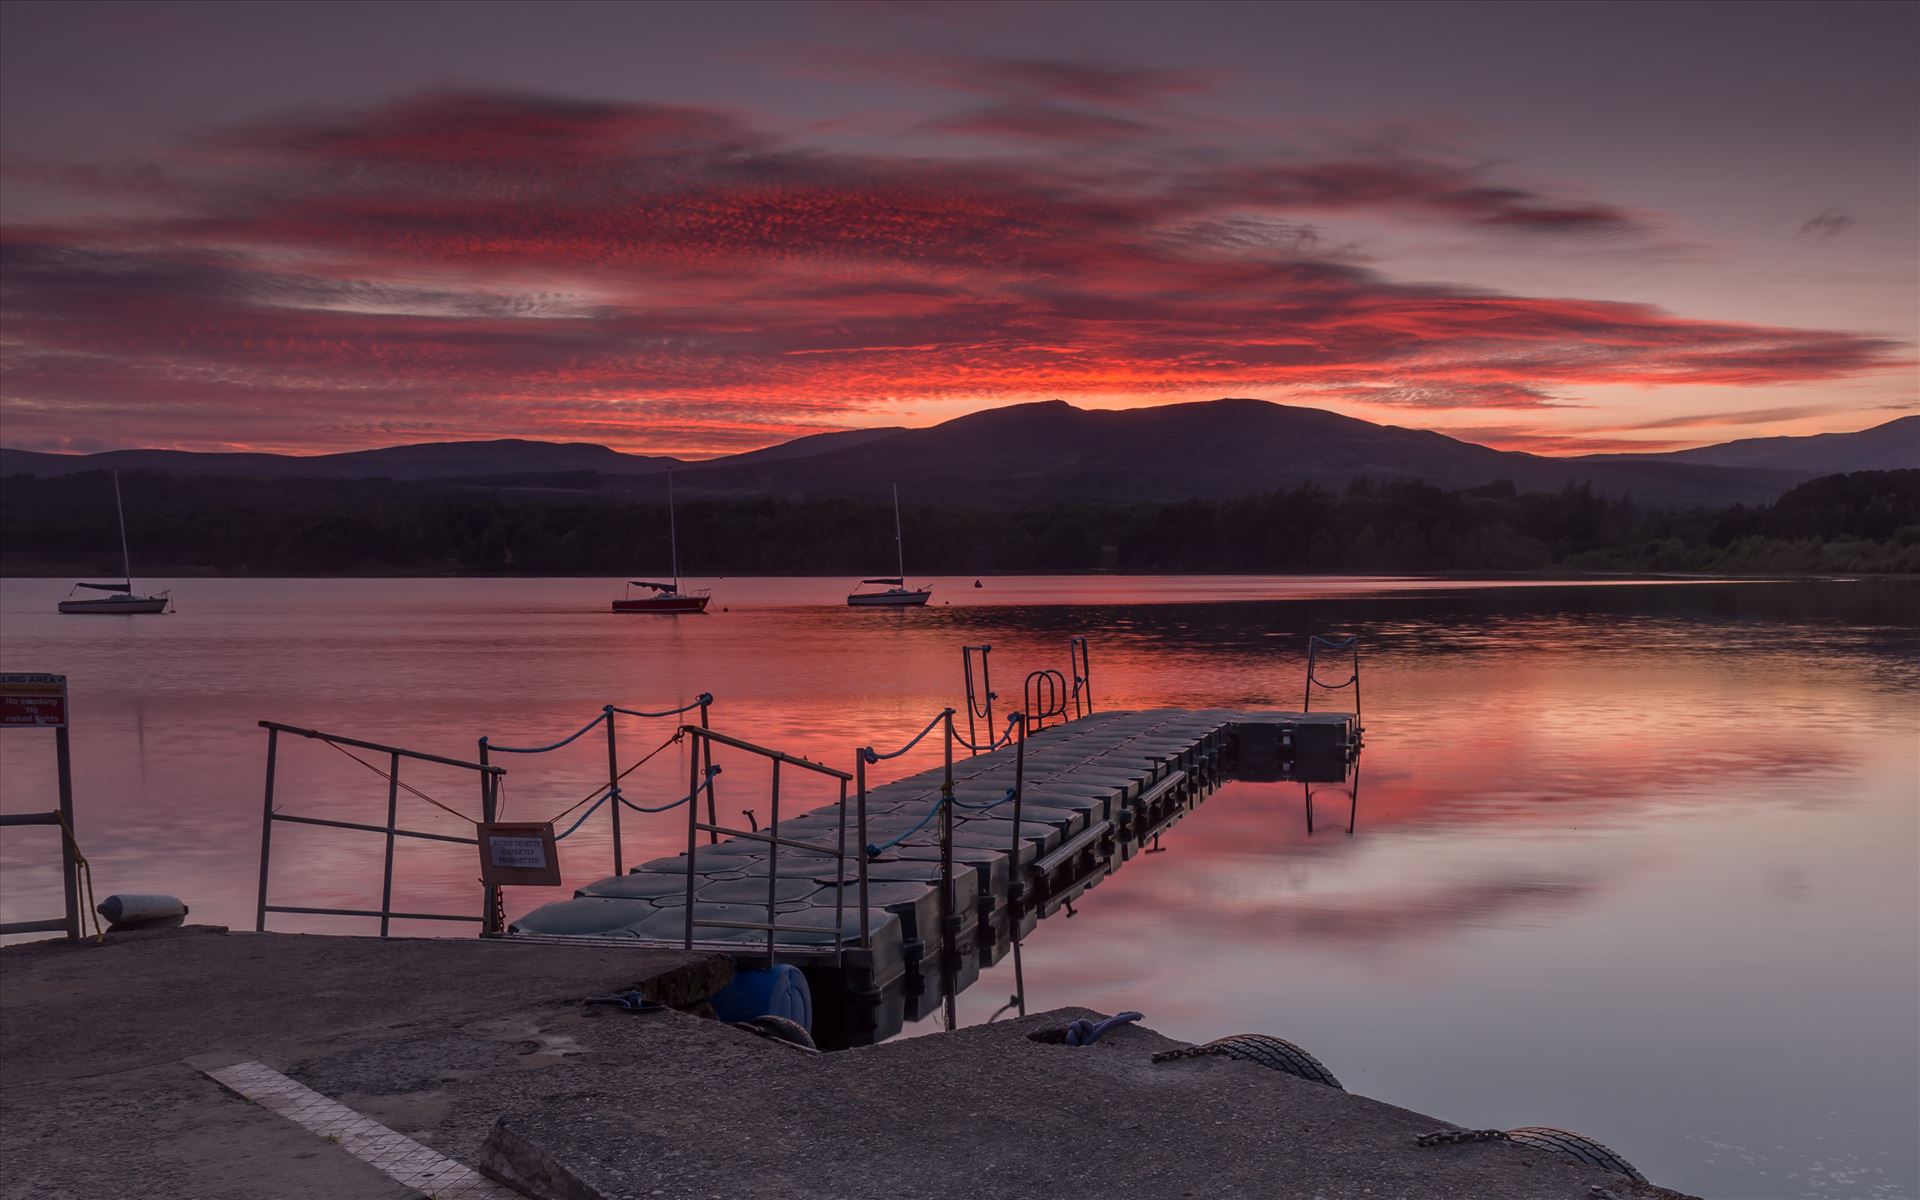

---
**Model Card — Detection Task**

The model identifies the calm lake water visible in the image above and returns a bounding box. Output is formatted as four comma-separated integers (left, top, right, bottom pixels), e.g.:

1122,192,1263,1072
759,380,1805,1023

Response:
2,574,1915,1199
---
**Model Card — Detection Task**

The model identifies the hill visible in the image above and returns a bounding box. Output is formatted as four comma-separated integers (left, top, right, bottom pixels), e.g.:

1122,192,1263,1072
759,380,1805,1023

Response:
0,439,680,481
1584,415,1918,473
665,399,1809,508
7,400,1910,507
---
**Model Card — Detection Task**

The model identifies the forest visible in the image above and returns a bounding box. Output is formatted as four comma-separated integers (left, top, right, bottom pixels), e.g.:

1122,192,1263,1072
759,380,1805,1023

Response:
3,468,1916,577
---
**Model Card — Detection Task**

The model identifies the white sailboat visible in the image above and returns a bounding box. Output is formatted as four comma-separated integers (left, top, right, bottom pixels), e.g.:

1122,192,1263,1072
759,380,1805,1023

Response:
612,470,711,613
847,484,932,607
59,470,172,615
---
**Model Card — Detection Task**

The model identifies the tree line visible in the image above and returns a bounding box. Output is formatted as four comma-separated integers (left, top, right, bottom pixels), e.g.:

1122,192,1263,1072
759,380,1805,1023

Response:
3,468,1915,577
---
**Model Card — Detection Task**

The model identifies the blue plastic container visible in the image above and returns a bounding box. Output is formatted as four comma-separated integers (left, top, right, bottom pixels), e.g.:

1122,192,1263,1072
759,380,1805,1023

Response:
709,963,812,1032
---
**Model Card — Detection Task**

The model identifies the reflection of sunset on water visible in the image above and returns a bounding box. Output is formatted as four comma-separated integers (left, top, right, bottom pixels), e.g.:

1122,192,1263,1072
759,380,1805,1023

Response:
0,574,1914,1198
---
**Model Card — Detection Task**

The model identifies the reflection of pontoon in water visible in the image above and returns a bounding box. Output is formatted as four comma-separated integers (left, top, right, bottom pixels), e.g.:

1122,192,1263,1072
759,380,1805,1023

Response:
847,484,931,607
59,470,172,615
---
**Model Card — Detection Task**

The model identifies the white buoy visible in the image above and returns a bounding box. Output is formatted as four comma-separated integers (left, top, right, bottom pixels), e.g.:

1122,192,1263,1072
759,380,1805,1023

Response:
96,894,188,926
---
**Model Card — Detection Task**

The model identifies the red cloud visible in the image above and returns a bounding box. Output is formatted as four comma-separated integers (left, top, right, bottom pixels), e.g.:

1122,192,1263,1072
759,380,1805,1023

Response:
0,90,1906,455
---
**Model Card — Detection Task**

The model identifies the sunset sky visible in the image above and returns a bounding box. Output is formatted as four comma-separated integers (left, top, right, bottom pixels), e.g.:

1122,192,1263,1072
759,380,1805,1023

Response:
1,0,1914,458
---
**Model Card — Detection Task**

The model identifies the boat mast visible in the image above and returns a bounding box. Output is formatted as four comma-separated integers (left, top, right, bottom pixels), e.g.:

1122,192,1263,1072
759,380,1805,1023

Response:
892,482,905,581
112,469,133,589
668,470,681,591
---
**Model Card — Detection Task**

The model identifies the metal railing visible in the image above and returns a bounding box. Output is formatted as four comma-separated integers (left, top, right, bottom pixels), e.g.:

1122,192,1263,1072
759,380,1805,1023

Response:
960,644,996,756
1023,669,1068,731
1305,634,1361,722
0,723,80,941
679,725,859,967
1069,635,1094,718
478,694,715,877
255,722,504,936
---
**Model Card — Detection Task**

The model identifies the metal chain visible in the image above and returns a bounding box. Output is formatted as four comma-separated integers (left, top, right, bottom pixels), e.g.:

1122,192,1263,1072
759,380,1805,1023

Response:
1149,1046,1218,1063
1414,1129,1510,1147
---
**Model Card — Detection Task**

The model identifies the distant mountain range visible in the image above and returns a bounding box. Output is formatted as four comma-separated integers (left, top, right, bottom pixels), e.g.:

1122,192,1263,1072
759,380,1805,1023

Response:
4,402,1913,508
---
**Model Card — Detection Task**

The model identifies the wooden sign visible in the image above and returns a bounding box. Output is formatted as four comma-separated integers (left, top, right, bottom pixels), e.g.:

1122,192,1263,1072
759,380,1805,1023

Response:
476,821,561,887
0,674,68,728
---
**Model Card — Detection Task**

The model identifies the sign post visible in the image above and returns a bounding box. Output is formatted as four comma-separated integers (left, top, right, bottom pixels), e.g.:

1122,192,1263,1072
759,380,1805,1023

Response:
0,674,80,942
476,821,562,889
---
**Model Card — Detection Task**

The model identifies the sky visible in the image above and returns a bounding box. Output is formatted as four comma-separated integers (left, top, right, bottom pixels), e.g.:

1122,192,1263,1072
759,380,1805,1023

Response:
0,0,1915,458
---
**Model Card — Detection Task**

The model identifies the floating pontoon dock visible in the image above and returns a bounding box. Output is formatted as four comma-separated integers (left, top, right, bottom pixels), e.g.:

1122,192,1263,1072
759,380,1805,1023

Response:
512,704,1359,1046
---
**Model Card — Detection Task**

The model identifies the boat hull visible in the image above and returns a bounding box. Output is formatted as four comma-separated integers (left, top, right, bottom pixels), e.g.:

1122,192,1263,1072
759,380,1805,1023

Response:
847,589,933,607
612,595,711,614
58,596,170,615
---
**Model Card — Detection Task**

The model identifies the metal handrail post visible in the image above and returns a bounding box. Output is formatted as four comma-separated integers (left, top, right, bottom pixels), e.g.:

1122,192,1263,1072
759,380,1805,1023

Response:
683,737,700,950
55,726,78,942
833,776,847,967
1009,713,1027,1017
1070,636,1093,717
765,758,782,966
255,726,278,932
379,753,400,937
699,697,719,844
855,755,871,948
603,706,624,875
480,766,499,933
940,712,958,1032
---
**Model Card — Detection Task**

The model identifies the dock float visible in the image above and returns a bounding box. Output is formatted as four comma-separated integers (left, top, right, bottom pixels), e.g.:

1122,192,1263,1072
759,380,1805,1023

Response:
511,706,1360,1046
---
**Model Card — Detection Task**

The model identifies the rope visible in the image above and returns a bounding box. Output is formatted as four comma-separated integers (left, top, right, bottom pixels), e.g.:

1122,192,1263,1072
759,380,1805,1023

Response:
319,737,475,824
864,781,1017,859
608,693,712,719
865,792,948,859
552,791,614,841
1066,1011,1143,1046
952,712,1020,753
861,709,954,764
952,787,1016,811
483,711,607,755
616,767,720,814
542,729,685,825
56,815,105,943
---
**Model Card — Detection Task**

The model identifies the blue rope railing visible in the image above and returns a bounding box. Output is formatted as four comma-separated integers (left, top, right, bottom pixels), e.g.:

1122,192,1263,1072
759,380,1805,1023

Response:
865,785,1015,858
952,713,1020,753
616,766,721,814
861,708,955,764
484,711,607,755
609,694,713,720
555,767,721,840
865,794,948,859
483,694,715,756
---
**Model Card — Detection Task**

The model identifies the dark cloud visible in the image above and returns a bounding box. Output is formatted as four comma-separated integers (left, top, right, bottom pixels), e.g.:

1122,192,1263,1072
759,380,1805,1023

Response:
1799,206,1856,237
0,89,1903,454
922,101,1154,142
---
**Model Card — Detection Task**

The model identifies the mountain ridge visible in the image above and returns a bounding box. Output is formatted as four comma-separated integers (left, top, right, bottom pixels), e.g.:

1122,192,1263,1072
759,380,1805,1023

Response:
5,402,1911,508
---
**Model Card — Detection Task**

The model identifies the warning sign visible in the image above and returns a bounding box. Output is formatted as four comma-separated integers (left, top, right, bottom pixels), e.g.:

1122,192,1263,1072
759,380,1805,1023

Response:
476,821,561,886
0,674,68,728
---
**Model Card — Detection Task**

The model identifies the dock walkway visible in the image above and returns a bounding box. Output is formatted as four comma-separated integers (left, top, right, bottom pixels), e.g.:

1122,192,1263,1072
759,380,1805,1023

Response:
512,707,1358,1043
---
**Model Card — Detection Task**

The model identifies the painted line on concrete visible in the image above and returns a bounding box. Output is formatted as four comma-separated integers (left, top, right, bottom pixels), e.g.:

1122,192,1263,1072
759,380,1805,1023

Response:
199,1059,518,1199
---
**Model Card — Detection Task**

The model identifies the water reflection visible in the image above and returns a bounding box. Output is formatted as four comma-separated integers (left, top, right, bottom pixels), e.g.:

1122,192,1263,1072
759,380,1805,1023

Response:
1,575,1916,1198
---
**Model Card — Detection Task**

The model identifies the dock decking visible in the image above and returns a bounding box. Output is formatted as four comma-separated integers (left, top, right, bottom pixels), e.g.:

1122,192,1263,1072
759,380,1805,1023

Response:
511,707,1359,1044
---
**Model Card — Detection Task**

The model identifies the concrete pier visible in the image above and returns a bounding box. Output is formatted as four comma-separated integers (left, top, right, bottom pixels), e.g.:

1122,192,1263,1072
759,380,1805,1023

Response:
511,707,1361,1044
0,928,1694,1200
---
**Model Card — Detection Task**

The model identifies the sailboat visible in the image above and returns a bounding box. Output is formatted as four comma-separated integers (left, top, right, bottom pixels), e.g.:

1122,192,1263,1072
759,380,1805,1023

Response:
847,484,932,607
613,471,710,614
59,470,172,615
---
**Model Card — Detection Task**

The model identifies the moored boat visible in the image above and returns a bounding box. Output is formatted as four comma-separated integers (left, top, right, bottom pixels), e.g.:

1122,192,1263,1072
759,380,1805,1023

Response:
613,581,711,614
847,484,931,608
59,470,172,615
612,471,709,614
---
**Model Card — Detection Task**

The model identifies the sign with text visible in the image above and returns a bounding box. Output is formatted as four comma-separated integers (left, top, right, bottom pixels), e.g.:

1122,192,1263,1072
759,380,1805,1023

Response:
476,821,561,887
0,674,68,728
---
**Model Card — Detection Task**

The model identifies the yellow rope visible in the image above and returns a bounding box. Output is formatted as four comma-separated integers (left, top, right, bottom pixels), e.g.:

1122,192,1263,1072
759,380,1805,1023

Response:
56,815,105,944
